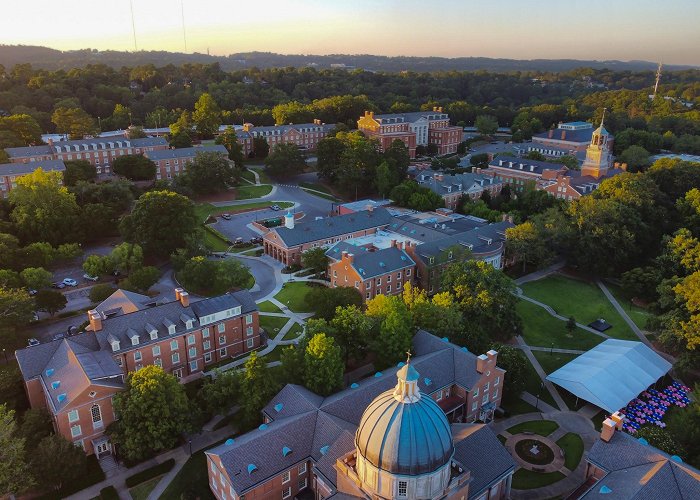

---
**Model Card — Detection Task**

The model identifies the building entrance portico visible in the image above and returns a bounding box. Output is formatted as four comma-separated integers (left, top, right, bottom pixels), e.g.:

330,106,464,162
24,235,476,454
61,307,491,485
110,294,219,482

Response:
93,436,112,458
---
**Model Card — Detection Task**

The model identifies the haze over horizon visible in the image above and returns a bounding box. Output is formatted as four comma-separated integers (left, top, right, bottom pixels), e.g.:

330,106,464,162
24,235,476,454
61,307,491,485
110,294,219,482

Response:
2,0,699,66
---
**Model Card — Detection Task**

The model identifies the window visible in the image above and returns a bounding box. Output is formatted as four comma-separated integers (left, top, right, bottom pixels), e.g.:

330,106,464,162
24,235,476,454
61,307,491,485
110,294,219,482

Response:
68,409,79,423
246,338,254,349
219,335,226,346
387,285,391,293
398,480,408,497
482,393,489,405
471,401,478,411
91,404,102,428
282,487,291,499
190,360,198,372
219,347,227,357
203,340,211,351
134,351,142,362
187,335,196,345
473,387,479,397
154,358,162,368
298,477,307,490
246,314,253,324
170,340,178,350
246,326,254,336
483,382,490,392
282,470,290,484
71,425,82,437
173,368,183,379
204,352,212,363
406,269,411,276
366,292,371,299
202,327,210,338
217,323,225,333
376,278,381,286
493,388,499,399
436,391,443,401
494,376,500,386
152,345,161,356
172,352,180,364
298,462,307,474
397,271,402,279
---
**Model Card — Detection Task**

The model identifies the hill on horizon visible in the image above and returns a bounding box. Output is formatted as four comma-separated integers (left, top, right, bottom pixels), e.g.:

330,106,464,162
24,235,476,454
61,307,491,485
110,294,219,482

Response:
1,45,697,73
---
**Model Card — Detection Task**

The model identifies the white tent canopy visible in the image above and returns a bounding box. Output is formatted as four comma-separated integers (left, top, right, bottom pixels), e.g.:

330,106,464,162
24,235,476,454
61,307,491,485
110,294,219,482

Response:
546,340,672,413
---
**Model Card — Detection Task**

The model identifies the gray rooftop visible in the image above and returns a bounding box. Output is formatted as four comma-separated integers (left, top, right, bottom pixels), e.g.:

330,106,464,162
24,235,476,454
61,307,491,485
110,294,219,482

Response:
583,431,700,499
144,144,227,161
4,145,53,158
270,208,393,248
0,159,65,176
533,127,596,143
488,156,566,175
94,289,151,318
372,111,450,125
325,241,415,279
207,330,508,496
247,122,335,135
415,170,502,197
412,220,513,263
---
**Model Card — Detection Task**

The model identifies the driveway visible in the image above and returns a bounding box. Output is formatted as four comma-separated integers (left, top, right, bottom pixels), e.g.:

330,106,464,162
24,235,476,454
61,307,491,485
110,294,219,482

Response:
229,255,277,301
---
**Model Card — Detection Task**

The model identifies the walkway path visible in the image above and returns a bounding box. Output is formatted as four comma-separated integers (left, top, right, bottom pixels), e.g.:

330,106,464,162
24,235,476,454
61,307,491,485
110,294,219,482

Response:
515,336,568,411
524,346,585,355
596,280,649,345
514,260,565,285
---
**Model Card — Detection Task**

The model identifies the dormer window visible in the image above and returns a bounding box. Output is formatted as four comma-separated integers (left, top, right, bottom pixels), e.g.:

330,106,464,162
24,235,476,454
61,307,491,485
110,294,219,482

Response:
131,337,139,346
110,341,120,352
145,323,158,340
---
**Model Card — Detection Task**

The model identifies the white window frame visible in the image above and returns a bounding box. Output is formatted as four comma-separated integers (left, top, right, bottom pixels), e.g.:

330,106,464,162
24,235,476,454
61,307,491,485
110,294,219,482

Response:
68,409,79,423
282,487,291,499
187,334,196,345
217,323,225,333
134,351,142,362
152,345,161,357
282,470,290,484
202,327,210,338
246,314,253,324
398,480,408,498
71,424,82,437
246,338,254,349
172,352,180,364
298,462,307,474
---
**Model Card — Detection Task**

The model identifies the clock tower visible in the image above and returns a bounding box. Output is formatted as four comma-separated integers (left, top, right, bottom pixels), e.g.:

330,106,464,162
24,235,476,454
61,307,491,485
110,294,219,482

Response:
581,110,612,179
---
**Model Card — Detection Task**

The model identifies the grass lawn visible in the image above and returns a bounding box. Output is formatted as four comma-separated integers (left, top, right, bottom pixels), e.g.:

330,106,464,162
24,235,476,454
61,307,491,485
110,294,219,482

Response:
240,169,256,183
605,282,654,331
235,184,272,200
591,410,608,432
283,322,304,340
260,315,290,336
532,351,579,375
274,282,315,313
203,226,230,252
194,201,293,221
501,397,539,417
160,446,216,500
556,433,584,471
257,300,282,313
265,346,284,362
517,300,604,351
300,188,339,201
129,476,163,500
512,469,565,490
298,181,332,194
523,357,557,409
507,419,560,436
521,274,638,340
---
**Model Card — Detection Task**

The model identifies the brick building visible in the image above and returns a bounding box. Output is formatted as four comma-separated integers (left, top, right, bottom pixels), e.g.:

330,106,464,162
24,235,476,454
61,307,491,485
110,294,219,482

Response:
357,108,462,159
5,136,168,175
531,121,615,154
325,240,416,302
0,159,66,197
240,120,335,155
144,144,228,181
206,330,513,500
15,289,260,456
414,170,503,210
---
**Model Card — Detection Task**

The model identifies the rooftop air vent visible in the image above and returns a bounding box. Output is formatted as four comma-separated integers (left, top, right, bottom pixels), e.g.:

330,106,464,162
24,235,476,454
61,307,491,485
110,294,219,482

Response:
320,445,330,456
274,403,283,412
374,372,383,378
46,368,54,377
282,447,292,456
350,383,359,389
57,393,67,403
425,378,432,386
225,438,235,446
247,464,257,475
258,424,268,431
51,381,60,389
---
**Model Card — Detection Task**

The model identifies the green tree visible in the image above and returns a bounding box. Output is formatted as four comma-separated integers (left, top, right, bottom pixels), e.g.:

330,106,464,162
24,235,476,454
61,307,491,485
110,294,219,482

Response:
83,254,111,278
122,266,160,293
0,114,42,145
89,284,117,303
635,426,685,457
375,161,399,198
491,344,527,401
21,242,56,268
383,139,410,179
110,242,144,275
215,126,245,166
475,115,498,135
199,370,239,415
51,107,96,139
112,154,157,181
316,136,346,183
178,257,252,295
169,110,192,137
110,365,191,461
18,408,52,450
9,169,81,245
169,130,193,149
506,221,555,272
252,137,269,158
120,190,200,258
108,104,131,130
305,286,363,321
280,344,306,385
366,294,414,368
619,145,651,172
0,270,22,289
329,305,371,364
264,142,307,178
0,404,33,496
175,151,239,194
441,261,521,342
192,93,222,138
35,289,67,317
666,386,700,465
19,267,52,290
566,316,577,334
301,247,329,275
304,333,344,396
31,434,86,491
0,287,35,327
239,352,277,426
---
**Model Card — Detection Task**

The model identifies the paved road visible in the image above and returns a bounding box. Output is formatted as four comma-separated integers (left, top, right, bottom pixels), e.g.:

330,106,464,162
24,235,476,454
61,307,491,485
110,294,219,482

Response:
229,254,277,301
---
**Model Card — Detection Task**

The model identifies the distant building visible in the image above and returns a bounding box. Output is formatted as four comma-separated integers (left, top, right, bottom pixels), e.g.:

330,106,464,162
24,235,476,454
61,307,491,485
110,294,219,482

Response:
15,289,260,456
357,108,462,158
240,120,335,156
335,198,392,215
0,159,66,197
144,144,228,181
206,330,512,500
5,136,168,175
531,121,614,154
414,170,503,210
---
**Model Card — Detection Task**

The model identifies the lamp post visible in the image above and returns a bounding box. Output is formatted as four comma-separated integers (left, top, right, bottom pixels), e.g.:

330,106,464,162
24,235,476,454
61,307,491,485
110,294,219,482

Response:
550,342,554,355
535,381,544,410
2,348,6,363
188,438,192,456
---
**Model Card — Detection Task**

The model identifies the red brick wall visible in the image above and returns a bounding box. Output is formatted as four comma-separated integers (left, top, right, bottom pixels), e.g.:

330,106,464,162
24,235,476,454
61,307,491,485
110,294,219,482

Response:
329,257,415,303
209,456,311,500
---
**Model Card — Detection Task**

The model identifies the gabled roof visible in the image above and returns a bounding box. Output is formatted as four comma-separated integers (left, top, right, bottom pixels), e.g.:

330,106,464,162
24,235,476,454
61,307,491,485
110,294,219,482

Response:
326,242,415,279
583,431,700,499
546,340,672,413
412,220,512,262
533,127,596,143
372,111,449,124
416,170,502,197
190,291,254,318
4,145,53,158
144,144,227,161
15,333,100,381
0,160,66,176
270,208,393,247
94,289,151,318
488,156,566,175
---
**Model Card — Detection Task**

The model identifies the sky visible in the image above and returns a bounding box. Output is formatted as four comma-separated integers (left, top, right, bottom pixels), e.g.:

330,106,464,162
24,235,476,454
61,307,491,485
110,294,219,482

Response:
2,0,699,65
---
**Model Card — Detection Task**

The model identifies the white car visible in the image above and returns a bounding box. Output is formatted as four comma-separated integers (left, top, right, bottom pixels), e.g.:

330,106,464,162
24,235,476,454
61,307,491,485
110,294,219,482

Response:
27,338,40,347
62,278,78,287
83,274,99,282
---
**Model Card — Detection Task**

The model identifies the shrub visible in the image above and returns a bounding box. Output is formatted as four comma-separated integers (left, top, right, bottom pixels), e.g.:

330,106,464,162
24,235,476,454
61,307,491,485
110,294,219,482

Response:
89,284,117,303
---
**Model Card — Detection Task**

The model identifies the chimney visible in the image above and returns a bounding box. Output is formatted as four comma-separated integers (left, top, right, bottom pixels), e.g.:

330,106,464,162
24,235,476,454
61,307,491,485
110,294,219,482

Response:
390,239,397,248
243,123,253,131
433,107,438,112
367,205,374,212
561,131,567,140
313,118,320,125
498,160,504,166
343,252,354,263
175,288,183,301
548,129,554,139
620,163,628,171
88,309,102,332
475,354,488,374
601,411,625,442
47,138,54,147
438,107,443,113
179,290,190,307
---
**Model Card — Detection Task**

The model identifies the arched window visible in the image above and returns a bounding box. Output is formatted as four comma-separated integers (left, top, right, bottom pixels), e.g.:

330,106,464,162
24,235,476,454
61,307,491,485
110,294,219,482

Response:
91,404,102,424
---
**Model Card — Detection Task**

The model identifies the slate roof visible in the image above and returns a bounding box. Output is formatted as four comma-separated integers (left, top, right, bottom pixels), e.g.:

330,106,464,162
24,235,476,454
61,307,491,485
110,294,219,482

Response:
270,208,393,247
207,330,509,496
94,289,151,318
247,122,335,135
0,159,65,176
4,145,53,158
583,431,700,499
325,242,415,279
412,221,512,262
144,144,227,161
533,127,596,143
372,111,449,124
415,170,502,197
488,156,566,175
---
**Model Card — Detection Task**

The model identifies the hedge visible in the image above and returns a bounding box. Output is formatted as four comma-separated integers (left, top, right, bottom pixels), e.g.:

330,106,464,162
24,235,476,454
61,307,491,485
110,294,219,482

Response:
125,458,176,487
99,486,119,500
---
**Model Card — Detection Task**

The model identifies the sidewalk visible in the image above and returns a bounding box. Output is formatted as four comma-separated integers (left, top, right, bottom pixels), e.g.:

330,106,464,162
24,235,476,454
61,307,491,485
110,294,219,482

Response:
515,336,568,411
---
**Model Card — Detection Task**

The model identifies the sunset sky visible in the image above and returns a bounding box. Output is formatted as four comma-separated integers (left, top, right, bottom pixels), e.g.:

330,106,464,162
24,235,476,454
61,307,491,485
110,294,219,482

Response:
2,0,699,65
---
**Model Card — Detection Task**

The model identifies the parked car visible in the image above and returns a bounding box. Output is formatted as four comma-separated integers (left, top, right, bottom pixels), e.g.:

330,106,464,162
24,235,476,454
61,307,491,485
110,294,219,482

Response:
62,278,78,287
234,237,244,244
270,204,281,211
51,282,66,289
52,332,66,341
221,213,232,220
83,273,99,282
28,289,37,296
27,338,40,347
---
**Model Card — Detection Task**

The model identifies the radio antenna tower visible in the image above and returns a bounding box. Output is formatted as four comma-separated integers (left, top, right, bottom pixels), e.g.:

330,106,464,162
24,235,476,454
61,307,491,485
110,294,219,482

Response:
652,61,663,99
129,0,138,51
181,0,188,53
